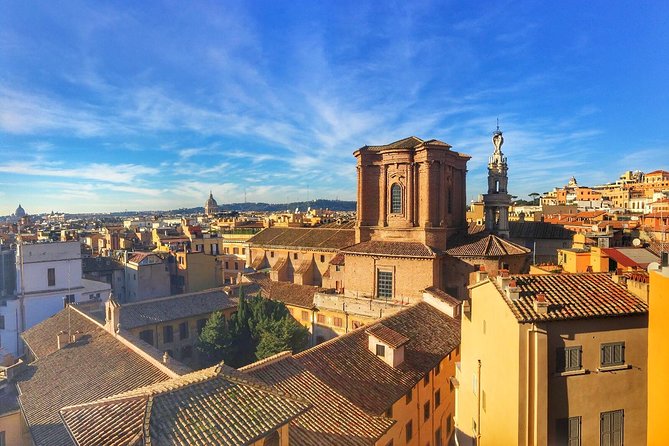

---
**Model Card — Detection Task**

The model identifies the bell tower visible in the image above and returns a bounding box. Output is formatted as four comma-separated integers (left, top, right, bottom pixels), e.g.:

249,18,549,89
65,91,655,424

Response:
483,124,511,238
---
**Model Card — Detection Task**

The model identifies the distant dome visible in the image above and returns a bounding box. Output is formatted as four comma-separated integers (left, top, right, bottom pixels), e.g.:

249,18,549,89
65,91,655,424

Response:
15,204,26,218
204,191,219,215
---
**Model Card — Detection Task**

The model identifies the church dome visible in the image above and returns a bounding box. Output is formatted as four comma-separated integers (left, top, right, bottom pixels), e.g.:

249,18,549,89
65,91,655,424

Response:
204,191,219,215
15,204,26,218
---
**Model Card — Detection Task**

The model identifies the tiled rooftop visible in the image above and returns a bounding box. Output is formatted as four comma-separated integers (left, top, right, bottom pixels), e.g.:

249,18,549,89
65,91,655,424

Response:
248,227,355,251
17,308,172,446
242,354,394,446
495,273,649,323
446,233,530,257
469,221,575,240
116,288,238,330
245,273,324,308
366,323,410,348
602,247,659,269
342,240,437,258
60,363,310,446
295,301,460,415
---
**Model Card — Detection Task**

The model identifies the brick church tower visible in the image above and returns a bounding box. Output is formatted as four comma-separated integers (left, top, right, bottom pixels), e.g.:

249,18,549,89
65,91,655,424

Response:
353,136,470,249
482,126,511,238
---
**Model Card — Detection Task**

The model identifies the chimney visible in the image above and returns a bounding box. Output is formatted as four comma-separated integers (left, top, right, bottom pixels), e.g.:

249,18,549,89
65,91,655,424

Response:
476,265,488,283
533,293,549,314
496,269,511,288
505,280,520,301
104,293,121,335
662,252,669,268
57,330,69,350
71,330,83,343
162,351,170,364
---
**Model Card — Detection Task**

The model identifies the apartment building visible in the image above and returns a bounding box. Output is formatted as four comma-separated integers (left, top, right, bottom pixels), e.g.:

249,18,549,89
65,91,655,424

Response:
457,271,648,445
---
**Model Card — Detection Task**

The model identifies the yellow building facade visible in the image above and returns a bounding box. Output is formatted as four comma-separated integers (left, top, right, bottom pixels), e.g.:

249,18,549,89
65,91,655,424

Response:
647,260,669,444
458,272,648,446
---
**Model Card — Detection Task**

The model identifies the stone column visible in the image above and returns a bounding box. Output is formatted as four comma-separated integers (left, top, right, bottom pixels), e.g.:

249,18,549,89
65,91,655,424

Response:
439,161,446,226
407,162,414,226
379,164,387,226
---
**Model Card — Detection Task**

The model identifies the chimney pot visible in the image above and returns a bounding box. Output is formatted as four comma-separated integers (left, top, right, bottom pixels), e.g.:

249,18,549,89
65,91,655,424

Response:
163,352,170,364
57,331,69,350
534,293,549,314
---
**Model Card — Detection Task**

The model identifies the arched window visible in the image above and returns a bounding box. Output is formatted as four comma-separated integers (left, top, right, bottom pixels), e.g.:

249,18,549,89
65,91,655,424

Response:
390,183,402,213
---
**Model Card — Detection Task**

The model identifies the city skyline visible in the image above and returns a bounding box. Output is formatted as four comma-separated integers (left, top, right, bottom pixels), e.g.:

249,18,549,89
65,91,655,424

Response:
2,1,668,215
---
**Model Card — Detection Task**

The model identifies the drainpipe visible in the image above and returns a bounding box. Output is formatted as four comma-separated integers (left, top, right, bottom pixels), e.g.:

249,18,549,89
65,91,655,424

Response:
477,359,482,446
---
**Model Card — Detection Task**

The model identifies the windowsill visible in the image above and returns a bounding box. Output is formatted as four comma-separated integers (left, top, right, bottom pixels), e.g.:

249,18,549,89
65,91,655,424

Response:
597,364,631,372
557,368,588,377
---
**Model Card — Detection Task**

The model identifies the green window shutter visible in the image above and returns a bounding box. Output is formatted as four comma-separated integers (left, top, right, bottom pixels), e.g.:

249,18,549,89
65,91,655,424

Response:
568,416,581,446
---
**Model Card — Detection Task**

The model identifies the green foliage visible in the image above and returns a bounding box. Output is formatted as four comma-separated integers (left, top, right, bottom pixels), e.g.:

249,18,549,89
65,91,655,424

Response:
197,293,310,368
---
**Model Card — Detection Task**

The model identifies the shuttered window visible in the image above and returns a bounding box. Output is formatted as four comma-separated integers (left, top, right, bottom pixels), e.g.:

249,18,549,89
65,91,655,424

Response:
601,342,625,367
557,346,582,372
557,416,581,446
601,410,623,446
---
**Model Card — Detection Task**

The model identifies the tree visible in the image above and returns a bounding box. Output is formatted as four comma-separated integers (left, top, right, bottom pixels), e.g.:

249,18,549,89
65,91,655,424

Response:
529,192,540,205
197,294,310,368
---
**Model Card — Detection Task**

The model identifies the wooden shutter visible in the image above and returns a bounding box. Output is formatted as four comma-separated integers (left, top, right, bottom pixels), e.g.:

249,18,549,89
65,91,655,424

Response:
612,410,623,446
601,411,612,446
568,417,581,446
613,344,624,365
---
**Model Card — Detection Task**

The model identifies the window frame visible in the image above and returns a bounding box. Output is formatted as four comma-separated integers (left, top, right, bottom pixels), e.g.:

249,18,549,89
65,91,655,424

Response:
163,325,174,343
376,344,386,357
601,342,625,367
47,267,56,287
405,420,413,442
377,269,393,299
600,410,623,446
558,346,583,372
390,183,402,214
179,321,189,340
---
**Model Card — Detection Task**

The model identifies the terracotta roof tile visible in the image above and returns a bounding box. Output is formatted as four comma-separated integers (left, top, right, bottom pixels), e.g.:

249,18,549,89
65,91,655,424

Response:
248,227,354,251
496,273,648,323
342,241,437,258
423,286,461,306
243,355,393,446
365,323,410,348
246,274,323,308
17,308,171,446
60,364,310,446
295,302,460,415
116,288,238,330
446,233,530,257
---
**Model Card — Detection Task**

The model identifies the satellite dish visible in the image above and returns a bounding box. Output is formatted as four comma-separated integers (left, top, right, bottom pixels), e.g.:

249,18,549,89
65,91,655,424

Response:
592,225,599,232
648,262,660,272
632,238,641,247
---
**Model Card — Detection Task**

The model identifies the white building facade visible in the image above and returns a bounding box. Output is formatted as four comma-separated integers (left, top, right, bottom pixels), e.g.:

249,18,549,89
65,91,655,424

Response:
0,241,110,362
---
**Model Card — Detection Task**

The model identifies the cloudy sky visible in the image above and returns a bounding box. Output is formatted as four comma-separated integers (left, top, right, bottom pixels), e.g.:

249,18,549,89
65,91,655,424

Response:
1,1,668,214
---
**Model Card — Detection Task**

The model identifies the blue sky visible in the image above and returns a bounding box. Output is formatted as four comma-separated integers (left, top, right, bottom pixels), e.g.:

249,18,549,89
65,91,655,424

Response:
1,1,668,214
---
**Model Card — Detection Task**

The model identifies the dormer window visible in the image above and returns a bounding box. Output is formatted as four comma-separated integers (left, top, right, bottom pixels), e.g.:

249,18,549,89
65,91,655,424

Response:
390,183,402,213
367,323,409,368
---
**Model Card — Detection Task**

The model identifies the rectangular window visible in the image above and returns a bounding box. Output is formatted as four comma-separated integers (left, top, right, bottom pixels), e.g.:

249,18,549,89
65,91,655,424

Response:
270,251,274,258
197,318,207,334
293,253,298,260
600,410,623,446
163,325,174,343
601,342,625,367
0,431,5,446
317,314,326,324
139,329,154,346
0,315,4,330
405,420,413,442
65,294,75,304
435,427,443,446
385,406,393,418
376,344,386,357
424,373,430,386
558,416,582,446
558,346,582,372
225,261,229,269
47,268,56,286
301,311,309,321
447,416,452,434
333,317,343,328
406,389,413,404
320,255,325,263
234,262,239,270
377,270,393,299
435,389,441,407
424,401,430,421
179,322,189,340
435,362,441,375
233,247,239,255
